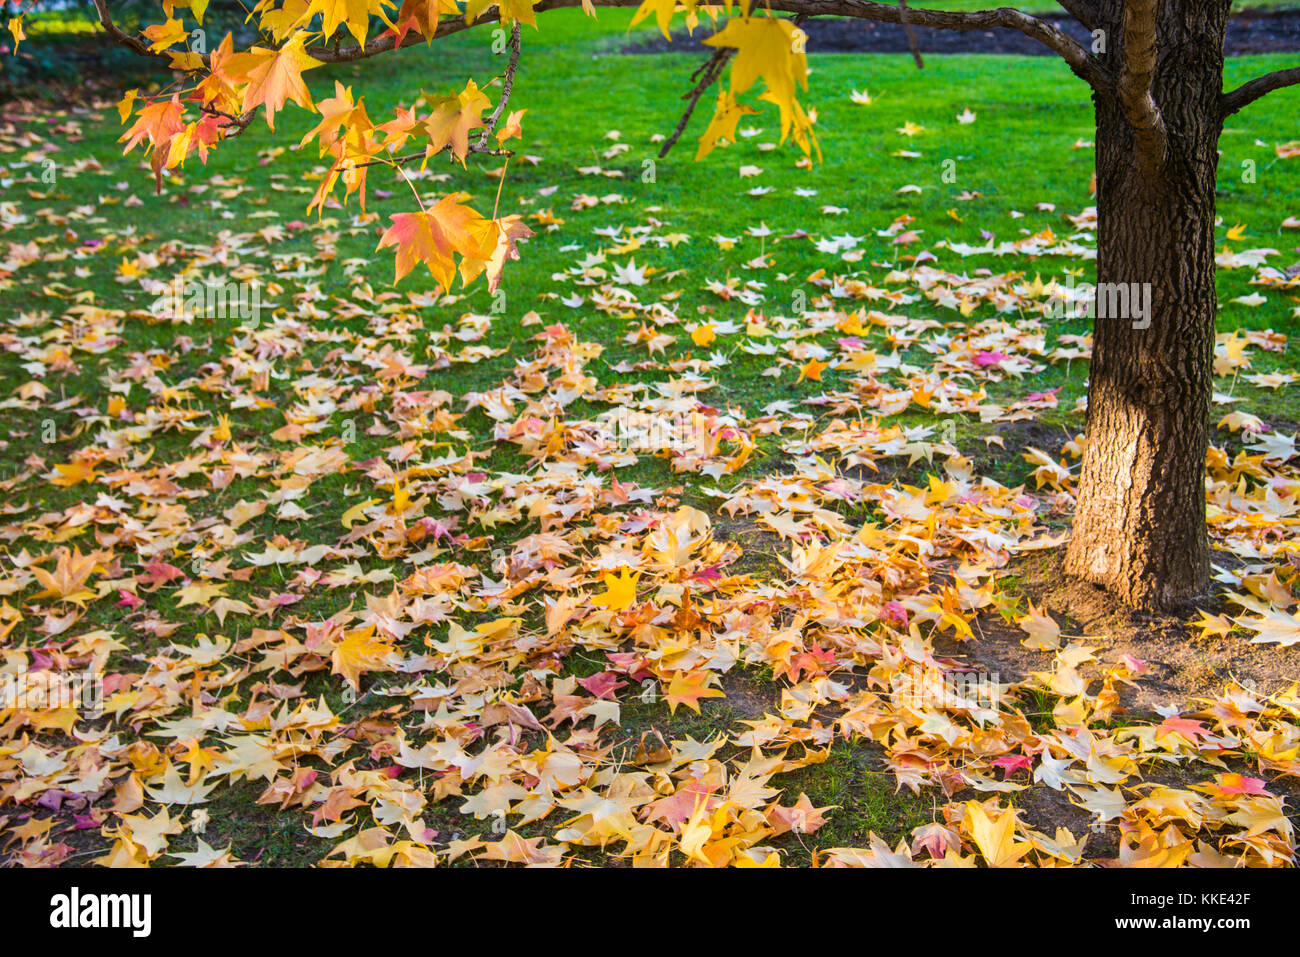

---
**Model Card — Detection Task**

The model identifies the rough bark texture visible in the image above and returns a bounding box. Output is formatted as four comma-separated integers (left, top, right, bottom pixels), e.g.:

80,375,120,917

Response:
1064,1,1230,610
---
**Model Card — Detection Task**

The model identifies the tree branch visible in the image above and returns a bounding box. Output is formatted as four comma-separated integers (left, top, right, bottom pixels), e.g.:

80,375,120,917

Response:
86,0,1108,95
89,0,160,58
897,0,925,70
1117,0,1167,179
299,0,1107,90
1221,67,1300,119
1054,0,1098,30
658,47,733,158
477,22,522,149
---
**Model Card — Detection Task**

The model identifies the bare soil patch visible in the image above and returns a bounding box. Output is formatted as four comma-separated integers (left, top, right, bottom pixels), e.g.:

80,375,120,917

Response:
937,551,1300,719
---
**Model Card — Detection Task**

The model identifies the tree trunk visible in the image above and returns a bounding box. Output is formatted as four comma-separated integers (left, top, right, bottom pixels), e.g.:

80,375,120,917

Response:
1064,2,1229,611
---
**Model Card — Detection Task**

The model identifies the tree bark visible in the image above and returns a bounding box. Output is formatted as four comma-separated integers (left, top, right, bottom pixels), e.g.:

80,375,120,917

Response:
1064,1,1229,611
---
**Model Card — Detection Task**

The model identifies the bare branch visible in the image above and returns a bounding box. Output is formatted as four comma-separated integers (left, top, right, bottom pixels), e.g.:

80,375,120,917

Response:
1221,66,1300,119
1117,0,1167,179
659,48,733,158
897,0,925,70
89,0,161,58
199,104,258,138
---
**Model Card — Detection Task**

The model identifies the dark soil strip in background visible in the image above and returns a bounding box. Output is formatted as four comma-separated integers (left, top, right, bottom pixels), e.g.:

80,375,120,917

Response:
623,7,1300,56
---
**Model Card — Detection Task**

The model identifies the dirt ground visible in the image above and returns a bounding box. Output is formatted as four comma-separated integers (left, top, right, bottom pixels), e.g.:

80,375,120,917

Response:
937,550,1300,717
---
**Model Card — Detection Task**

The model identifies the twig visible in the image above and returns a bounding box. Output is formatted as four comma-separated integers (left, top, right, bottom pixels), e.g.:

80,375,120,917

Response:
199,104,257,138
658,48,733,159
477,22,523,150
88,0,156,58
345,140,514,174
898,0,925,69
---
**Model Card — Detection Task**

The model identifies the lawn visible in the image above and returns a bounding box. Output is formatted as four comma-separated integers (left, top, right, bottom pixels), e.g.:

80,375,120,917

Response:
1,7,1299,867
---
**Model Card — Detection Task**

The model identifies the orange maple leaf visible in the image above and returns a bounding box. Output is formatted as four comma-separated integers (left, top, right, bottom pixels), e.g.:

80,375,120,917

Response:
331,625,395,691
664,670,725,715
227,34,322,131
375,195,497,290
422,79,491,164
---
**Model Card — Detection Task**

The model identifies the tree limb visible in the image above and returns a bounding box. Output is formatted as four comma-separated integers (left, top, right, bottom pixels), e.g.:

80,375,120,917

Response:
1221,67,1300,119
89,0,159,58
297,0,1107,90
658,47,733,158
85,0,1108,96
1054,0,1098,30
897,0,925,70
87,0,1105,91
1117,0,1166,179
477,22,522,149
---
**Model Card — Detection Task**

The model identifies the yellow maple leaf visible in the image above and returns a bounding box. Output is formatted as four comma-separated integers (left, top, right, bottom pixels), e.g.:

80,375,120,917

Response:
341,498,381,528
306,0,396,46
965,801,1032,868
30,548,99,604
165,0,211,23
144,17,188,52
1191,609,1234,640
331,625,395,691
422,79,491,164
464,0,539,26
696,88,757,160
51,460,97,488
630,0,680,40
591,568,639,612
174,581,229,608
387,478,411,515
1017,602,1061,651
678,798,722,865
705,16,806,107
228,34,323,131
704,17,816,157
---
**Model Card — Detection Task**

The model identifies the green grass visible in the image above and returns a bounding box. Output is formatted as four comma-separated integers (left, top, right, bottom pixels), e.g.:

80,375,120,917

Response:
14,9,1300,430
4,7,1300,865
766,741,937,863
